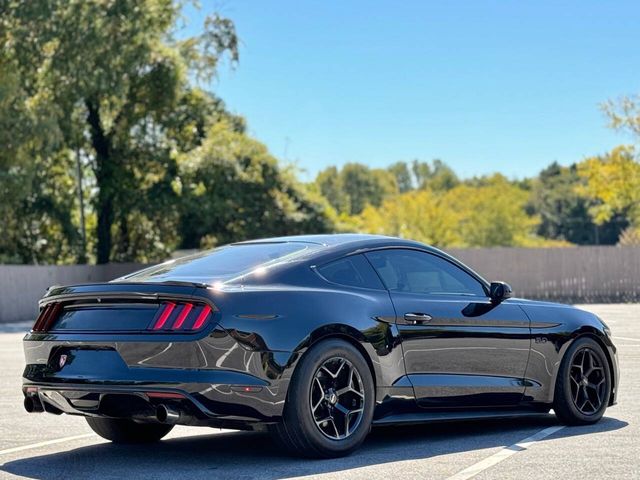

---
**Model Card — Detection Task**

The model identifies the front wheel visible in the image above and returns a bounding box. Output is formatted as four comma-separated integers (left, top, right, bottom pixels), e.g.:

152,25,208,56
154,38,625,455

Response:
271,339,375,458
553,337,611,425
86,417,174,443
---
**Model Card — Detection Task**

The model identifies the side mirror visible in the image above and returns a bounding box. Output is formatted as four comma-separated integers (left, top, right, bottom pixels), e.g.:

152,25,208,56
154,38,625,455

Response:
489,281,513,303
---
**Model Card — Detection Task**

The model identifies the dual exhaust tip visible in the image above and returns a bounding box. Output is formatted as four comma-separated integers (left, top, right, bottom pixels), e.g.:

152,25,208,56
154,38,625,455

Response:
25,396,183,425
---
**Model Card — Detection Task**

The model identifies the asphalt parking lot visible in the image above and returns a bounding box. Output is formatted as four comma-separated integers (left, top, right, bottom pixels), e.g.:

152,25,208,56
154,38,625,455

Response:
0,304,637,480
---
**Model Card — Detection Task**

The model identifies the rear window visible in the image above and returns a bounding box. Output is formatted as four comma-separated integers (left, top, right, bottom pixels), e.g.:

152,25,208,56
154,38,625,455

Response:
119,242,317,284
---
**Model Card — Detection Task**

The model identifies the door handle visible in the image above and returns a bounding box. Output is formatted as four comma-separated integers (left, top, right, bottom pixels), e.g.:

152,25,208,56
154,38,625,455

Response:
403,312,433,325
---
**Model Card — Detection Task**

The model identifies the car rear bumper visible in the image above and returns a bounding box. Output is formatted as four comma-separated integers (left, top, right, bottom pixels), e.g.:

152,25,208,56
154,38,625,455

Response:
22,367,281,425
22,383,275,429
22,331,299,423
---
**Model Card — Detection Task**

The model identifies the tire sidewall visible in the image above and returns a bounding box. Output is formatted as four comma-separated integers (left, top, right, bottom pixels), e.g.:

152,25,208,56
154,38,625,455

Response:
287,339,375,456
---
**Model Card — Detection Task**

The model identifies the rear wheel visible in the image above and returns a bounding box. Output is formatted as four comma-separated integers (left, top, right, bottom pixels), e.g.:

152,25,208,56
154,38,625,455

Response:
85,417,174,443
554,337,611,425
271,339,375,458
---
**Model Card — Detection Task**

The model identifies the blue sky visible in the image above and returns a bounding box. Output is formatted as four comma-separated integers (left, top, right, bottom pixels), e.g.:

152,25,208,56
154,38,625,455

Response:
183,1,640,181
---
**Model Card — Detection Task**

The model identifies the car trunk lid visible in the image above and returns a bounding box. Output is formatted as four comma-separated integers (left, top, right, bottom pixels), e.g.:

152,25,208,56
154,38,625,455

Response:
32,282,216,334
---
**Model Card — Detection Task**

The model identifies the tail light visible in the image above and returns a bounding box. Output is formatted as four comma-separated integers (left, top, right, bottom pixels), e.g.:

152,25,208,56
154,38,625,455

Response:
32,303,62,332
149,302,213,332
31,300,214,333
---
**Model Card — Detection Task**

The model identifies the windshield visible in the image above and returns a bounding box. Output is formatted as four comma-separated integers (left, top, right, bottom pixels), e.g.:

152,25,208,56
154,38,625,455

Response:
117,242,318,285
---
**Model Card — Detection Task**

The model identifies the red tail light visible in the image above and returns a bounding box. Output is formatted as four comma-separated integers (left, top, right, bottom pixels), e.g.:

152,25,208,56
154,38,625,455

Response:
152,302,176,330
32,303,62,332
192,305,212,330
172,303,193,329
149,302,213,332
30,300,214,333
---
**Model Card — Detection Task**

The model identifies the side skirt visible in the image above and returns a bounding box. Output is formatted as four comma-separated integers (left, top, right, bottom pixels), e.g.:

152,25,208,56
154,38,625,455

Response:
372,408,552,427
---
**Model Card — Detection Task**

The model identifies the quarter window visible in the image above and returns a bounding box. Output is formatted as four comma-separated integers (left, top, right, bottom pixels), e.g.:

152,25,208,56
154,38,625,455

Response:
365,249,486,296
316,255,384,290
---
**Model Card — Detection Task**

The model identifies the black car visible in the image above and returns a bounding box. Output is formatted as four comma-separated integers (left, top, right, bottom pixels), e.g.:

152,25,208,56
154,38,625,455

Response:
22,234,618,457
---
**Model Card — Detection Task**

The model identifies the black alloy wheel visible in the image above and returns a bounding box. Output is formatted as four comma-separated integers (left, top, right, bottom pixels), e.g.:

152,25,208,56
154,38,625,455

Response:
554,337,611,425
569,347,607,415
310,357,366,440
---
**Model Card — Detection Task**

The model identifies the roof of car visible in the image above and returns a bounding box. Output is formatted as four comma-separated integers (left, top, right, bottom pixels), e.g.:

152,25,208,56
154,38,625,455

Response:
234,233,399,247
231,234,489,287
233,233,448,264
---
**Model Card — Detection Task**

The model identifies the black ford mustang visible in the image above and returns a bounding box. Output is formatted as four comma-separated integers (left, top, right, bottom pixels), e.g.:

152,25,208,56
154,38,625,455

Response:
22,234,618,457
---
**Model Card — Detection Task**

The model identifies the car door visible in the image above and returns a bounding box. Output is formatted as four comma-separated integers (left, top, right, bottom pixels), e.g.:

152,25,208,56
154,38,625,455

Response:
365,248,531,408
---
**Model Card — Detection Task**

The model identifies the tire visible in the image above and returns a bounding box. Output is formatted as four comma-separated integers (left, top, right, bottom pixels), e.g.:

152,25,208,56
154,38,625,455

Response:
85,417,174,443
553,337,611,425
270,338,375,458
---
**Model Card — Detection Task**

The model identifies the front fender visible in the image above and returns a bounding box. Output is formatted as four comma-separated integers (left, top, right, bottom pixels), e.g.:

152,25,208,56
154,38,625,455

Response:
519,302,618,405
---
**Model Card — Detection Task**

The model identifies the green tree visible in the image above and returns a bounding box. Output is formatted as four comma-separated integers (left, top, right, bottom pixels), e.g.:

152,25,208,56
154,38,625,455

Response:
315,166,349,213
531,162,626,245
387,161,413,193
413,159,459,191
581,94,640,243
577,146,640,229
179,122,332,247
441,175,540,247
355,190,461,246
2,0,239,263
352,174,555,248
314,163,397,215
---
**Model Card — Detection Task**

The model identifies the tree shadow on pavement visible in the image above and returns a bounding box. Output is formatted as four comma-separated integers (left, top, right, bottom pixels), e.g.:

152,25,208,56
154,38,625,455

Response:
0,415,627,480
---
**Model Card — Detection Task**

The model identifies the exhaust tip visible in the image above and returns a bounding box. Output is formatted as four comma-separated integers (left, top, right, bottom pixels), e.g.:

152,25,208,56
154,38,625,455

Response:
156,404,180,424
24,396,44,413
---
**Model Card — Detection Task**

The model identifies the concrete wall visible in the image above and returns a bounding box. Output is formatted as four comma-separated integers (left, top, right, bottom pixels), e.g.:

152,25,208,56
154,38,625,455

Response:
1,246,639,323
0,264,143,323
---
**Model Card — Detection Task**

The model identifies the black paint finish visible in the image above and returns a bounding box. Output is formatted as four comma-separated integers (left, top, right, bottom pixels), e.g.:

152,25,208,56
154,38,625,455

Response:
22,234,619,430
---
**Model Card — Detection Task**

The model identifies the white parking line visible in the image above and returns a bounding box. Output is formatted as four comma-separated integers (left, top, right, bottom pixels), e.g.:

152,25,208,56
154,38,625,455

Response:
445,425,565,480
0,433,96,457
612,335,640,342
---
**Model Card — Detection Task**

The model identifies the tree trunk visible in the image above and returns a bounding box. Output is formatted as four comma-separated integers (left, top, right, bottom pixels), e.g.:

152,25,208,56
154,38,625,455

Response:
85,99,114,264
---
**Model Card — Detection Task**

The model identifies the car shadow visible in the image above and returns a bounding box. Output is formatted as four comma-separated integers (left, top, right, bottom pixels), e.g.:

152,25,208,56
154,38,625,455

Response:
0,415,628,479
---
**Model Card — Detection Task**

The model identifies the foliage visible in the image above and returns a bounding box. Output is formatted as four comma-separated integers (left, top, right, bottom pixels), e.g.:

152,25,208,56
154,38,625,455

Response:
387,162,413,193
1,0,239,263
0,0,330,264
386,159,459,192
354,190,460,246
314,163,397,215
530,162,626,245
351,175,560,248
577,146,640,228
2,2,640,264
618,227,640,246
178,122,332,248
441,175,541,247
602,95,640,138
572,95,640,244
413,159,459,191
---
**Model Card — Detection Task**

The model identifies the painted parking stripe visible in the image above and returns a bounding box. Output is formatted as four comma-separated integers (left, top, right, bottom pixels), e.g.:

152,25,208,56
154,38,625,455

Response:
445,425,565,480
0,433,96,457
612,335,640,342
0,427,235,459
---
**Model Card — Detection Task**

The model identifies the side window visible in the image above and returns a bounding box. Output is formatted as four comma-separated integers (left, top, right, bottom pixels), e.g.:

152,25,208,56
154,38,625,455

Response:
365,249,486,296
316,255,384,290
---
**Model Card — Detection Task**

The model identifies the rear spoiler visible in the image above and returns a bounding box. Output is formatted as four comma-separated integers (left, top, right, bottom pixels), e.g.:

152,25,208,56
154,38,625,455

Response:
41,282,209,307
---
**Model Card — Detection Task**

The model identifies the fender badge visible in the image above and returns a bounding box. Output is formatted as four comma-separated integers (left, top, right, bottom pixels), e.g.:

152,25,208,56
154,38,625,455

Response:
59,354,68,369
